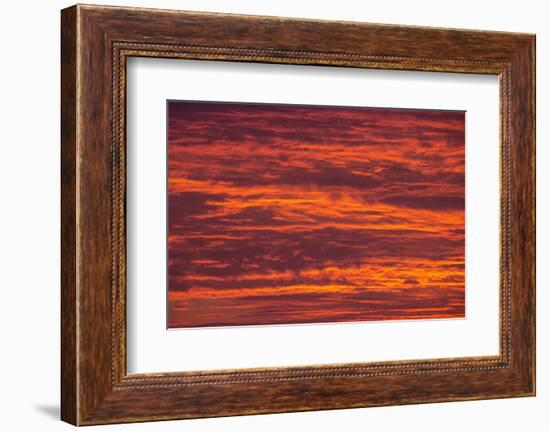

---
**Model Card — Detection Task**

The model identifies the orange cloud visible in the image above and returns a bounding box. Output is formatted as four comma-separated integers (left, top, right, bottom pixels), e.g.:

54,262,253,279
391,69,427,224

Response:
167,101,465,328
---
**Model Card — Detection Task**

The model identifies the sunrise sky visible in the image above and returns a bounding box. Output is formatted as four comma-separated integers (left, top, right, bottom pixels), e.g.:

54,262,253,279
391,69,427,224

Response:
167,101,465,329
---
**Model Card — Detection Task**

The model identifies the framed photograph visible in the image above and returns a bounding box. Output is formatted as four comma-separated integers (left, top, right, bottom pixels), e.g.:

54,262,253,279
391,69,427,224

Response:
61,4,535,425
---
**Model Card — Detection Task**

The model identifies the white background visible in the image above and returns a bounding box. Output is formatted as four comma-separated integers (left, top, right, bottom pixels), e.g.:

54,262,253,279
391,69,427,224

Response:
0,0,547,430
127,59,500,373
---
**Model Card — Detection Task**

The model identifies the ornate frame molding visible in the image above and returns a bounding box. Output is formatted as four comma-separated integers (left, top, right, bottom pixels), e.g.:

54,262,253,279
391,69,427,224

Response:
61,5,535,425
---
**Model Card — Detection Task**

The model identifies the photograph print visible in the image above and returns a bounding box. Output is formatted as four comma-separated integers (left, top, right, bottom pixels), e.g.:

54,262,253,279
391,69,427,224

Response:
167,101,466,329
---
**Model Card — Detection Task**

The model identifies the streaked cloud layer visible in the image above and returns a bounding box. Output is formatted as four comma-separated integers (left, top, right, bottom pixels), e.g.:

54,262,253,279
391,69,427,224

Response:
167,101,465,328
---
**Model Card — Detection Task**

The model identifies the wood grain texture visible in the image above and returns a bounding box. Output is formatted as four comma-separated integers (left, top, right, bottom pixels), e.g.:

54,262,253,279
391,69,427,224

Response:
60,4,536,425
60,5,78,424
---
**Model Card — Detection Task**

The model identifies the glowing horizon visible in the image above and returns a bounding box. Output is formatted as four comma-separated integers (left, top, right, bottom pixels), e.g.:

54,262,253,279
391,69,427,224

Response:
167,101,465,328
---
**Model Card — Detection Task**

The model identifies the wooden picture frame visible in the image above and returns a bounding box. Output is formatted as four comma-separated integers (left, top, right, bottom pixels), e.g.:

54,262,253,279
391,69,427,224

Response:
61,4,535,425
